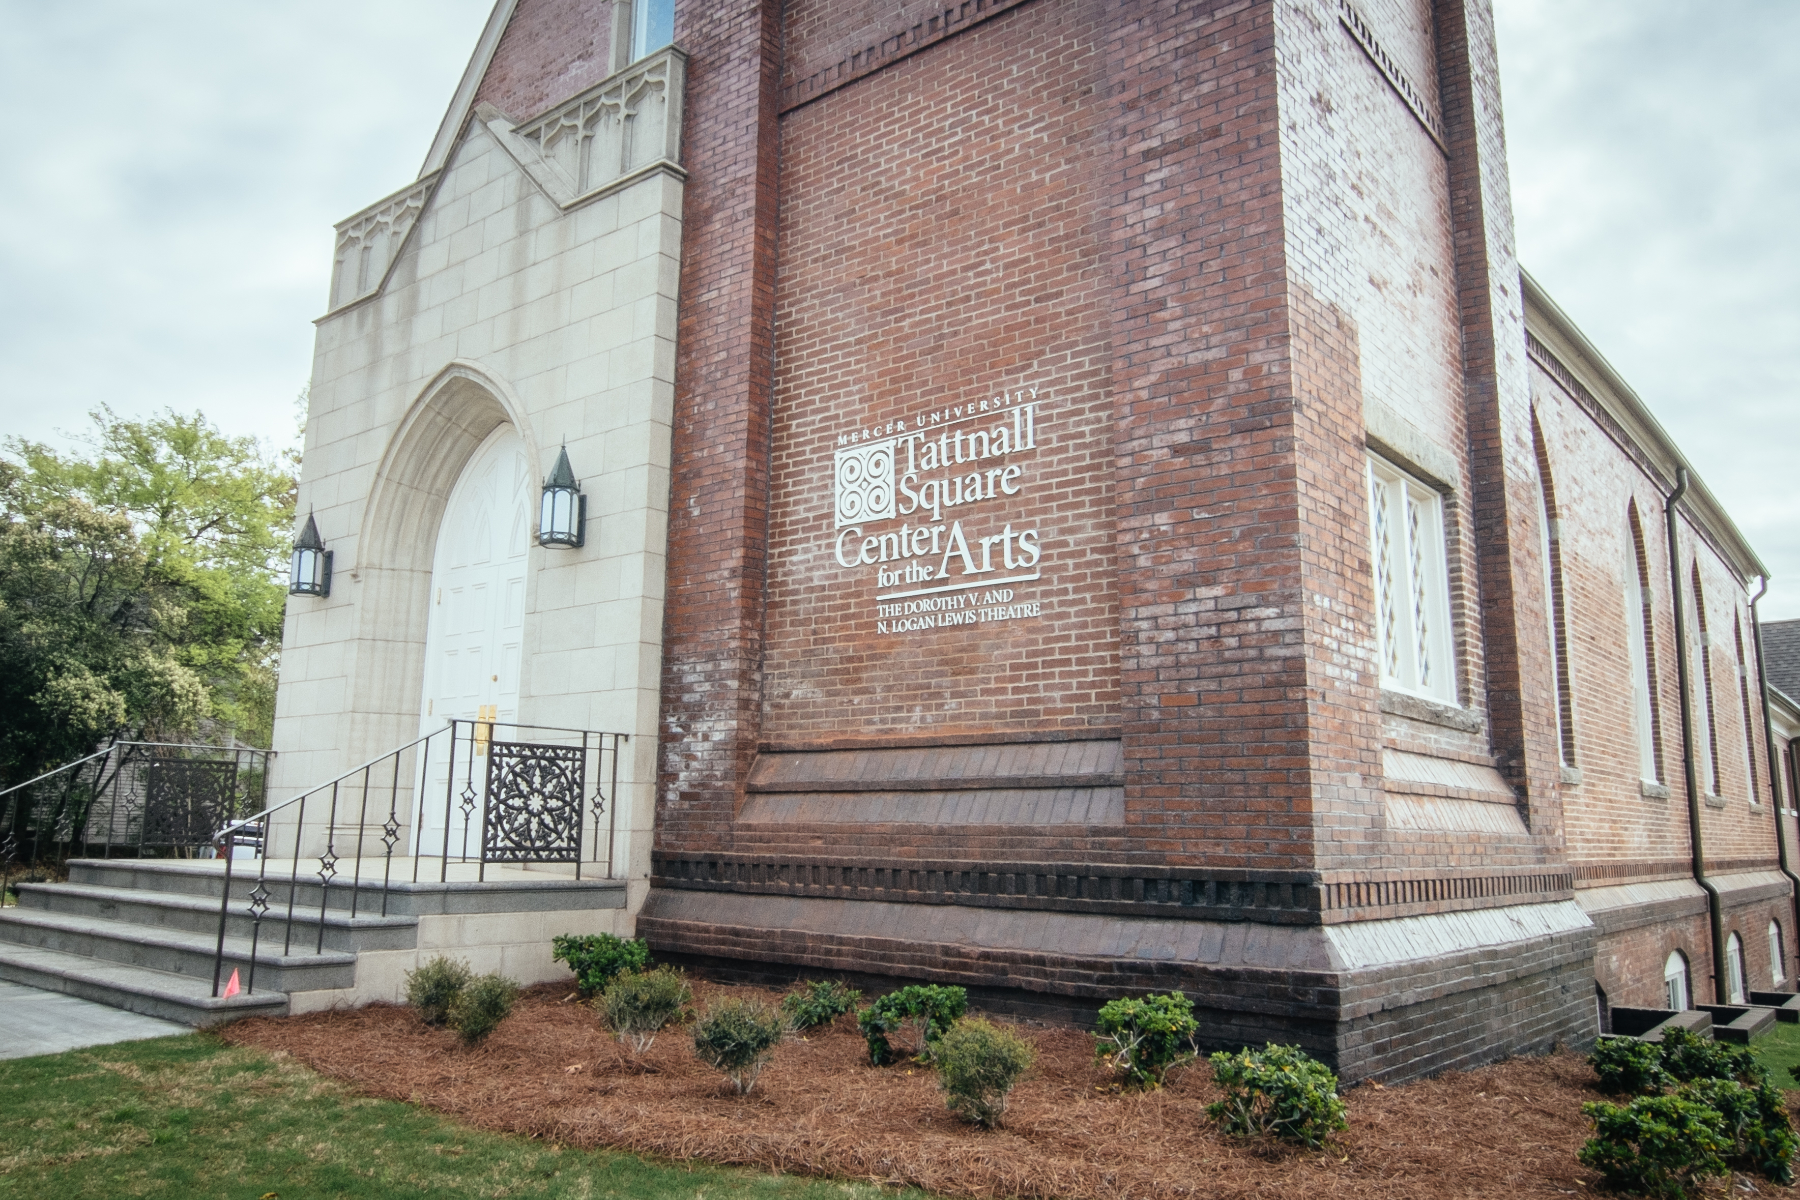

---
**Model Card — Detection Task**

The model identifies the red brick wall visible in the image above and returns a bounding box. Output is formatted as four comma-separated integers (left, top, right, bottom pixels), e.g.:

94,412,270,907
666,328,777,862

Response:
763,0,1118,742
1099,0,1331,872
1529,355,1784,874
656,0,783,848
474,0,617,121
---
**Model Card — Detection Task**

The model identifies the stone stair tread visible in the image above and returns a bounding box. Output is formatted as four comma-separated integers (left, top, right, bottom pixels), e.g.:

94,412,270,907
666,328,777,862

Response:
0,944,288,1018
0,906,357,966
16,881,417,929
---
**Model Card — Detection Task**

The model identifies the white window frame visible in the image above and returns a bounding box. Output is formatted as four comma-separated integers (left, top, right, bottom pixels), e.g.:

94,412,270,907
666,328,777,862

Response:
1664,950,1690,1010
1772,920,1786,987
1625,534,1659,784
1367,455,1457,705
630,0,674,62
1727,932,1747,1004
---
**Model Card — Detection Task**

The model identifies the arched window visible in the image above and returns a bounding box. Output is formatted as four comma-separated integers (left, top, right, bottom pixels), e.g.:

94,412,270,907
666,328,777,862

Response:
1735,618,1759,804
1532,416,1576,766
1665,950,1690,1010
1727,932,1747,1004
1772,920,1786,988
1691,565,1722,796
1626,506,1665,783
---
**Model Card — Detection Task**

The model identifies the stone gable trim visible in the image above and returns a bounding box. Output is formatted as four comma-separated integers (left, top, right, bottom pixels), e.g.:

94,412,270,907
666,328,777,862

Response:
652,854,1576,924
1336,0,1447,153
421,0,520,177
778,0,1035,114
317,172,443,322
479,46,688,211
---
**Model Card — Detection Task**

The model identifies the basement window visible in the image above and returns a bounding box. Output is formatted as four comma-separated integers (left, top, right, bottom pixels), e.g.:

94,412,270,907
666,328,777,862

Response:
1367,454,1456,705
1727,932,1747,1004
1665,950,1690,1010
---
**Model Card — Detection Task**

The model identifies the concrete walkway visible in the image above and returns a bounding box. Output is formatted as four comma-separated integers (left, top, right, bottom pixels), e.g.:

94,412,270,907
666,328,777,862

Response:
0,978,190,1060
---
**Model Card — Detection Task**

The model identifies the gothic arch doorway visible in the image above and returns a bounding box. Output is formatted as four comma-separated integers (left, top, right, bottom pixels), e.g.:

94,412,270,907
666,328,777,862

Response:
420,422,530,737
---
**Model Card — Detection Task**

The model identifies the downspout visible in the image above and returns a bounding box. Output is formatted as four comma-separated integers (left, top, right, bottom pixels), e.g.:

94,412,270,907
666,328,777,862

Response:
1748,579,1800,946
1666,468,1729,1004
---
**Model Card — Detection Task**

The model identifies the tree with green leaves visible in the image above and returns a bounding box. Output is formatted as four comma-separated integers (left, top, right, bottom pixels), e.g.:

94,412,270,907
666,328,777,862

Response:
0,406,295,788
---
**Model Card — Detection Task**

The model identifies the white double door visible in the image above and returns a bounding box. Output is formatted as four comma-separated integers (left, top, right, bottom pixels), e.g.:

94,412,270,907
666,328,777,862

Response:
416,424,529,858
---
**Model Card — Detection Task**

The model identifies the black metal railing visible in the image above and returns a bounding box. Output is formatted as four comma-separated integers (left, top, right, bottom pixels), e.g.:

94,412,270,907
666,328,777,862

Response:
208,719,625,997
0,741,273,902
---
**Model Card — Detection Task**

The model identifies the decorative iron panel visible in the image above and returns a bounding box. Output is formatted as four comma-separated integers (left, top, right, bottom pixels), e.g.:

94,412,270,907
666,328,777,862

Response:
142,759,239,848
481,741,585,863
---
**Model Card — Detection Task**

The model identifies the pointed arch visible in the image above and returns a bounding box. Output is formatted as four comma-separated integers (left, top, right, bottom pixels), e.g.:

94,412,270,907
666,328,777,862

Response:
1690,562,1721,796
1531,412,1576,767
1734,615,1759,804
1626,502,1666,783
336,361,542,759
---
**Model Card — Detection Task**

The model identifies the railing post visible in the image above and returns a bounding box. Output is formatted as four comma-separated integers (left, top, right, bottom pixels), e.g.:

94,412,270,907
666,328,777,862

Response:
283,796,306,956
211,836,236,998
317,781,341,953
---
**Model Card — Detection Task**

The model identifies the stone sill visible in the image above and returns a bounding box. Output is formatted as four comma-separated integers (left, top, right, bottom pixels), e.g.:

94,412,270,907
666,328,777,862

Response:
1378,689,1481,733
1641,780,1672,800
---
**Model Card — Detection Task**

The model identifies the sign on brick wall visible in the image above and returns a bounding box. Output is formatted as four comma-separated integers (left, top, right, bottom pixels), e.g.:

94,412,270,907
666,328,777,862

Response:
830,387,1047,635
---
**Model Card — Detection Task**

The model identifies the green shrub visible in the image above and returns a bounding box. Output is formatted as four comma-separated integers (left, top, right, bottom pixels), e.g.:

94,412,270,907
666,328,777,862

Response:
1092,991,1198,1089
780,979,861,1031
601,965,692,1053
1680,1078,1796,1185
552,933,650,997
1658,1026,1767,1087
1590,1035,1672,1095
1205,1043,1348,1150
447,972,518,1046
855,985,967,1066
936,1018,1036,1129
1579,1093,1730,1199
692,997,788,1095
404,955,473,1027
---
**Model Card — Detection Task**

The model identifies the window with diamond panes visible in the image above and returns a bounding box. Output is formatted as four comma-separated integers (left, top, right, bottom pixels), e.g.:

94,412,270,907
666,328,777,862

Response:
1367,456,1456,704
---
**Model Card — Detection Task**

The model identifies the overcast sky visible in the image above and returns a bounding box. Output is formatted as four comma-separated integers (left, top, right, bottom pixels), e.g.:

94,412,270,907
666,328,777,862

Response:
1,2,1795,613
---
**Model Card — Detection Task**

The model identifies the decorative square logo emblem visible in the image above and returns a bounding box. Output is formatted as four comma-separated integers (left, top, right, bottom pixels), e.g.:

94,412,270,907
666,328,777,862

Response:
833,439,896,527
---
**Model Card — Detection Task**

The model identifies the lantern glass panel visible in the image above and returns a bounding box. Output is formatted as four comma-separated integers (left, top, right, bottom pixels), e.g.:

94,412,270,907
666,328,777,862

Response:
290,546,316,593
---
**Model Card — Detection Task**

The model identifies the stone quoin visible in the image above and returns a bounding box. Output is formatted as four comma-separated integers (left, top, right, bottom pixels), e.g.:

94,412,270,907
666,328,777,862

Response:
266,0,1799,1081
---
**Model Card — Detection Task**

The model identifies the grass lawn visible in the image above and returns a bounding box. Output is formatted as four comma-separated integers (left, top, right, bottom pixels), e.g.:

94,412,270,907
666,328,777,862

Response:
1753,1019,1800,1090
0,1033,934,1200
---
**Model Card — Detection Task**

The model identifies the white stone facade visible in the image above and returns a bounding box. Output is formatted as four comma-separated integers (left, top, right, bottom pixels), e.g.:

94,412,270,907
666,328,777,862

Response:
272,48,687,944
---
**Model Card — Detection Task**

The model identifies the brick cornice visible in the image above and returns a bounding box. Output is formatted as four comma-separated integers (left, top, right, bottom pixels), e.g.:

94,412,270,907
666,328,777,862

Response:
651,854,1575,925
778,0,1036,113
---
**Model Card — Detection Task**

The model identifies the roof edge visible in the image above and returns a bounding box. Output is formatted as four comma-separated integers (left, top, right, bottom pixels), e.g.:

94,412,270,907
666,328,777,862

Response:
1521,268,1767,583
420,0,519,179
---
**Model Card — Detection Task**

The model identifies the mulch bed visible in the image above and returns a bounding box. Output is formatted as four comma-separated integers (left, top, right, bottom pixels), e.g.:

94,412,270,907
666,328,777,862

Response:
220,979,1800,1199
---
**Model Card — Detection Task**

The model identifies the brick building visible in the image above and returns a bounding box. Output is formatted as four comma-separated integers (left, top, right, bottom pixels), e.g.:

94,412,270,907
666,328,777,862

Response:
265,0,1797,1080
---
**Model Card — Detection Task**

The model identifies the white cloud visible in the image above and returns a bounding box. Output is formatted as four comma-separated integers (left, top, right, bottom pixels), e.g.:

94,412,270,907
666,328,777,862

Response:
3,0,1793,620
0,0,493,456
1495,0,1800,616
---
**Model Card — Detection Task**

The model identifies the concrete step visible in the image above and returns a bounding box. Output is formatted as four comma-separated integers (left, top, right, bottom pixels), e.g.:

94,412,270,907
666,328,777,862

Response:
0,907,355,995
1610,1006,1714,1041
13,881,417,953
0,944,287,1027
1697,1004,1778,1044
64,858,627,917
1750,991,1800,1022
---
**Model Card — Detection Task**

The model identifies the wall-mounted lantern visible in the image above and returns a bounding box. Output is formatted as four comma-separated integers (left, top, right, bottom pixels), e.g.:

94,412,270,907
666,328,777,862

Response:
289,511,333,597
538,445,587,549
